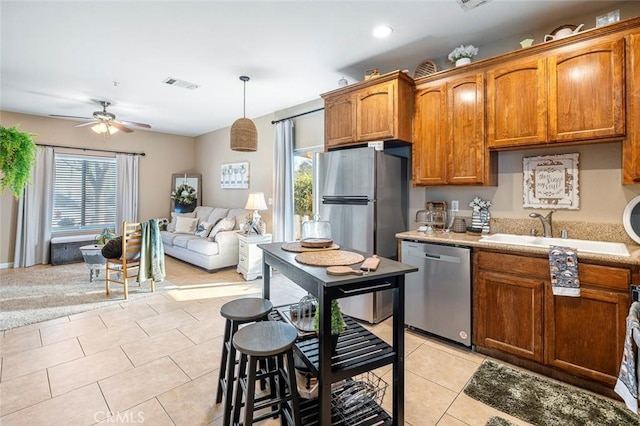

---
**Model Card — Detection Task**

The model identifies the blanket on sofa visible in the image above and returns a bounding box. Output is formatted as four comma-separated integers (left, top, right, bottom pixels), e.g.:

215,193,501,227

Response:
138,219,166,282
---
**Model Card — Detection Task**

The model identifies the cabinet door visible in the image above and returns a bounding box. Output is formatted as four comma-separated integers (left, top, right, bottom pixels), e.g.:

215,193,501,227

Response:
413,84,447,185
356,81,395,142
548,38,625,142
475,270,544,362
544,264,630,385
624,33,640,184
446,73,486,184
325,94,356,147
487,57,548,148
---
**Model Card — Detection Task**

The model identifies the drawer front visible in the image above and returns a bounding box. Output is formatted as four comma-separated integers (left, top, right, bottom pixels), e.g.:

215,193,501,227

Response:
239,254,249,270
239,240,249,255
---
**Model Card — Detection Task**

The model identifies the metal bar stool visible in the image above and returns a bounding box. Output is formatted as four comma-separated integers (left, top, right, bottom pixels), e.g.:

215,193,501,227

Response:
216,298,273,426
232,321,301,426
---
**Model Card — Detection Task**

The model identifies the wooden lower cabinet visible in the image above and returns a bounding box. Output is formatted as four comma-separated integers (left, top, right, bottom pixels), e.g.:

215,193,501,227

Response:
475,269,544,362
474,250,632,390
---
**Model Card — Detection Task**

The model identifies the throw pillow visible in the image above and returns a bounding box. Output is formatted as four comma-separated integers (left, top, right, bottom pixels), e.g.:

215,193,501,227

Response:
175,216,199,234
195,221,214,238
168,211,196,232
209,216,236,240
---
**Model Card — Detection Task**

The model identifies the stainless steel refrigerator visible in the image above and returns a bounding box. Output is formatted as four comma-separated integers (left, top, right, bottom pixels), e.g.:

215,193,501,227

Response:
313,146,407,323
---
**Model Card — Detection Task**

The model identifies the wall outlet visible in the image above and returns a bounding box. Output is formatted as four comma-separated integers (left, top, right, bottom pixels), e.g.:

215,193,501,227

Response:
451,200,459,211
268,198,273,205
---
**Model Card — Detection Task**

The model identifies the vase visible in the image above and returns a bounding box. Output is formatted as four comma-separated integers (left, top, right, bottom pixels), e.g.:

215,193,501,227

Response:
455,57,472,67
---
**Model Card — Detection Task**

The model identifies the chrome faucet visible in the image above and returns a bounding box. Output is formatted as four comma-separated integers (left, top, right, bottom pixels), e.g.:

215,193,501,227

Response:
529,211,554,237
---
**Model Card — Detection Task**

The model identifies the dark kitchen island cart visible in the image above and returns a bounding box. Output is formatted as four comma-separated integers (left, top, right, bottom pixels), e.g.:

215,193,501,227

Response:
259,243,417,425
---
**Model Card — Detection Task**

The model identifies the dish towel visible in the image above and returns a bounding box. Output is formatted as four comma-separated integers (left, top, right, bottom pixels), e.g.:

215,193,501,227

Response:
548,245,580,297
615,301,640,414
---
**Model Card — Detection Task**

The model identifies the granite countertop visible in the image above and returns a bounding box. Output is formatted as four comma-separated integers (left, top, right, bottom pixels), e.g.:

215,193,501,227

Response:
396,230,640,267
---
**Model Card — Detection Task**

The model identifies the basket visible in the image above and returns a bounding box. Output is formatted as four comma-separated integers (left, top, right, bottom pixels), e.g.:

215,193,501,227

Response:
414,60,437,78
331,371,388,424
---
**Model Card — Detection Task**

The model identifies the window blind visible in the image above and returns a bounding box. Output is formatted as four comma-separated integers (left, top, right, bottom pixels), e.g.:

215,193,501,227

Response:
52,154,117,233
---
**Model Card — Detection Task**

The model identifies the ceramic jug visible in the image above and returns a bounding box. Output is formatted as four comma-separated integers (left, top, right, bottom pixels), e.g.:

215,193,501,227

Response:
544,24,584,42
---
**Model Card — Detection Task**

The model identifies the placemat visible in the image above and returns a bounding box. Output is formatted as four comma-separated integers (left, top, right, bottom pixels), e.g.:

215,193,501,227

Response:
295,250,364,266
281,242,340,253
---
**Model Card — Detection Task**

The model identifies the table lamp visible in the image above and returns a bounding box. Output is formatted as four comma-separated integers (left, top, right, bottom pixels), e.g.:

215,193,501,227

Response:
245,192,268,232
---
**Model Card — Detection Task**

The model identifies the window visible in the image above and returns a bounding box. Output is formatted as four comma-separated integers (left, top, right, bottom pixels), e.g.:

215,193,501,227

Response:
293,149,317,240
52,154,117,233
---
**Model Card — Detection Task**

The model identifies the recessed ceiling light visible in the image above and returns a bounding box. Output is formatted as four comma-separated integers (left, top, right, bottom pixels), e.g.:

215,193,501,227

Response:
372,25,393,39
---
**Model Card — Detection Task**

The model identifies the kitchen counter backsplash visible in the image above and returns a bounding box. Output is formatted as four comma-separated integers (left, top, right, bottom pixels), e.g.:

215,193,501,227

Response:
416,216,635,245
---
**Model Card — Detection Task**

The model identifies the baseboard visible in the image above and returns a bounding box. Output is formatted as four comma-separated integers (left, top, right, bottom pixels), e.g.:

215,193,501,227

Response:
0,262,14,269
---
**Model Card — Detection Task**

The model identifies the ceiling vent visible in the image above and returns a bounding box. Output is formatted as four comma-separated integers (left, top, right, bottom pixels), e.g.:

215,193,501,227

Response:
456,0,492,11
162,77,200,90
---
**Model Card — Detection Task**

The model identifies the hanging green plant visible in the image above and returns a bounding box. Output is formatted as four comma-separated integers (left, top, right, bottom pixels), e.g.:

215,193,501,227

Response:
0,124,39,199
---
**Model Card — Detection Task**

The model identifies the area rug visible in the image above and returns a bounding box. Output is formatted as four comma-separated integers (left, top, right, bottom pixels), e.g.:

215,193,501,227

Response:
0,263,175,331
464,360,638,425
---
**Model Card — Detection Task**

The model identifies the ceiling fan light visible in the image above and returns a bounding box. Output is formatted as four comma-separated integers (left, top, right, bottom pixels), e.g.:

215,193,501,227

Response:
91,122,118,135
230,118,257,151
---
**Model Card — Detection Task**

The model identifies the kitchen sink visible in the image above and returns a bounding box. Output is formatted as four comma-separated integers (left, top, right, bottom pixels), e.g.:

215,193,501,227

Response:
478,233,630,257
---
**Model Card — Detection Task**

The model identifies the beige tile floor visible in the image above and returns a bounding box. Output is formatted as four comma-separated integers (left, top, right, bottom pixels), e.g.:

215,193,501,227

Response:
0,256,604,425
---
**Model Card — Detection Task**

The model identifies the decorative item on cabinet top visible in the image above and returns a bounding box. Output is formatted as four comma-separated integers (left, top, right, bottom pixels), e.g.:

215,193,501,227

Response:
448,45,478,66
364,68,380,80
414,60,437,78
544,24,584,42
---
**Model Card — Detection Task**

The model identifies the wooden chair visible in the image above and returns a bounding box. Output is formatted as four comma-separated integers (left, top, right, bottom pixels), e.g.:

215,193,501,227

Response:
105,221,155,299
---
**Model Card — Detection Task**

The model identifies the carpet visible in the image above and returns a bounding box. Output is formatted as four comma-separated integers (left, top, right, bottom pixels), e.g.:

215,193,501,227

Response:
464,360,638,426
0,263,175,331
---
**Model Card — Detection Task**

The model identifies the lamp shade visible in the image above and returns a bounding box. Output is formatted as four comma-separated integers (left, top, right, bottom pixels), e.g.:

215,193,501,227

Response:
245,192,267,211
230,118,257,151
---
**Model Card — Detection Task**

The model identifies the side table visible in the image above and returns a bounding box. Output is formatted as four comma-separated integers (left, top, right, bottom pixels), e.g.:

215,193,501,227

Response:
79,244,106,282
237,233,272,281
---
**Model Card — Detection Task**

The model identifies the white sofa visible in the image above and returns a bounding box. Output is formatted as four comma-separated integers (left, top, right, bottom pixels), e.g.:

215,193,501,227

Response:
160,206,251,272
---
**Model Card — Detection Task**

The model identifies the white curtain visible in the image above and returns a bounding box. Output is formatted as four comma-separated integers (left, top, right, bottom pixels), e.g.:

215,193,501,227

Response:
273,119,295,242
14,146,55,267
116,154,139,227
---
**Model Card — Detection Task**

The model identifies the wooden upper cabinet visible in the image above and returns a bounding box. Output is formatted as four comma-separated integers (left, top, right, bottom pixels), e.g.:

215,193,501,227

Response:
447,73,489,184
487,57,548,148
324,94,356,148
548,37,625,142
413,84,447,185
356,81,395,141
624,33,640,184
321,71,414,150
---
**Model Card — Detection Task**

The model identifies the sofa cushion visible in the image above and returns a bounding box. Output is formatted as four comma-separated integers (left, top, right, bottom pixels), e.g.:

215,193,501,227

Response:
206,208,229,226
161,231,180,246
168,211,196,232
187,238,220,256
209,217,236,240
227,208,252,230
193,206,214,221
172,234,200,249
175,216,199,234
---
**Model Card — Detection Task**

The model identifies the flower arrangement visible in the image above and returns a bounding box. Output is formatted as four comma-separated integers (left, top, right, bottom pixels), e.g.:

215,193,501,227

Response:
171,183,197,204
448,44,479,62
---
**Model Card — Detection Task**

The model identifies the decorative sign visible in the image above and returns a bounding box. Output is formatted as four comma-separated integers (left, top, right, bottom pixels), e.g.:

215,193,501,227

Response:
220,162,249,189
523,154,579,210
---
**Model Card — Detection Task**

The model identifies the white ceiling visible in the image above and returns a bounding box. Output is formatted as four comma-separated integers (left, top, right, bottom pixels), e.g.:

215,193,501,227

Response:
0,0,625,137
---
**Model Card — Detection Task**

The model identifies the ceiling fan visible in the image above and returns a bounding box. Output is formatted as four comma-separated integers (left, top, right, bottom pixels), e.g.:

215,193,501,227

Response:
49,100,151,136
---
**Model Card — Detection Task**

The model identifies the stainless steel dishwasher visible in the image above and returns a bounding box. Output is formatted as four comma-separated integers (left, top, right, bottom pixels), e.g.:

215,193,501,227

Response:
401,240,472,346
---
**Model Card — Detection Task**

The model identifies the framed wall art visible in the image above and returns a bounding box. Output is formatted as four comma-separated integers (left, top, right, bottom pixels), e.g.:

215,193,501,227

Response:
523,153,579,210
220,162,249,189
171,173,202,213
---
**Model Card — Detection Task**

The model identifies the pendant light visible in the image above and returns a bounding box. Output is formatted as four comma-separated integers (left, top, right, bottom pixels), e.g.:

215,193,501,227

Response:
230,75,258,152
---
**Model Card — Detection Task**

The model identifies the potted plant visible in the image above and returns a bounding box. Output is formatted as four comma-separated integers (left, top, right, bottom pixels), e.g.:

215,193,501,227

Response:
95,227,116,245
171,183,197,213
314,299,346,353
448,44,479,66
0,124,38,199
